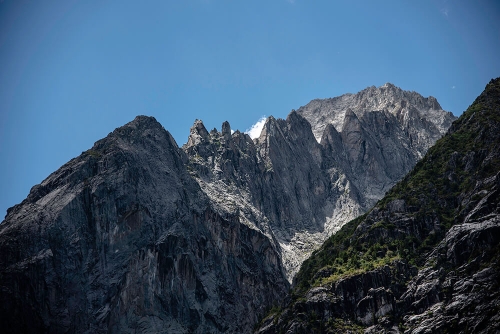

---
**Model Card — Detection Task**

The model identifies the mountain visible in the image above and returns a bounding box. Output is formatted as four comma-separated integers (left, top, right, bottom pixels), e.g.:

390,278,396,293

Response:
184,84,455,279
255,79,500,333
298,83,452,144
297,83,455,204
0,118,288,333
0,83,455,333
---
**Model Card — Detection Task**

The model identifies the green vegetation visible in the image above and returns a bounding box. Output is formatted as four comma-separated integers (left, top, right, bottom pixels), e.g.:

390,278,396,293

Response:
294,213,407,294
324,318,364,333
293,78,500,298
84,149,102,158
317,251,400,286
294,214,366,293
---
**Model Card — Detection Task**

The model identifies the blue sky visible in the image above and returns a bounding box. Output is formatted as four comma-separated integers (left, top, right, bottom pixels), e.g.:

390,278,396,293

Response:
1,0,499,219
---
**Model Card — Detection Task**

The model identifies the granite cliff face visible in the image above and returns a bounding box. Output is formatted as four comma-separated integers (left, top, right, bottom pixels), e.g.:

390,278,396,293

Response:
0,83,455,333
256,79,500,333
184,84,455,279
298,83,453,145
0,117,288,333
298,83,456,203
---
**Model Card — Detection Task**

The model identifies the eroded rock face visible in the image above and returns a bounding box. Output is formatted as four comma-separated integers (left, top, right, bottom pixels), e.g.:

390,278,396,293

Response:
0,116,288,334
0,83,456,333
184,112,346,280
183,84,455,280
255,78,500,333
297,83,454,145
298,84,456,204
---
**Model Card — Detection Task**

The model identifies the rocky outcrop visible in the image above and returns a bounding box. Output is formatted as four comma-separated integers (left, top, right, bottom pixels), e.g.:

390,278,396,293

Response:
255,79,500,333
183,113,338,279
297,83,454,146
183,84,455,279
0,83,456,333
298,84,456,203
0,116,288,333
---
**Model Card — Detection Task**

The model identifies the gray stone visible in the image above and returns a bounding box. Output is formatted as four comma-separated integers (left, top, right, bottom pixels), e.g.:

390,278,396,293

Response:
254,78,500,334
183,84,455,280
0,116,288,333
0,82,457,333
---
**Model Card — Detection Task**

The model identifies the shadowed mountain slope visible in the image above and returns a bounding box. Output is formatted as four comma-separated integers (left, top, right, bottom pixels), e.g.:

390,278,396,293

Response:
0,84,455,333
183,84,455,279
256,78,500,333
0,117,288,333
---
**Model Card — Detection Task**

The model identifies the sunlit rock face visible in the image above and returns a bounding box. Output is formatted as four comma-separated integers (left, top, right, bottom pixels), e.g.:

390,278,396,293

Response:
0,83,455,333
184,84,455,280
255,78,500,334
0,116,288,334
298,83,454,146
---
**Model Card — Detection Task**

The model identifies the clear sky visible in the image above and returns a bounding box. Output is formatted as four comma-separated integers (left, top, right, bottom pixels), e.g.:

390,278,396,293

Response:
1,0,499,219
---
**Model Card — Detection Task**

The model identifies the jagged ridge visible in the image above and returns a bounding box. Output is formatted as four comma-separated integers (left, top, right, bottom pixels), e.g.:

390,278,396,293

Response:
0,116,289,333
0,83,456,333
183,84,455,279
256,79,500,333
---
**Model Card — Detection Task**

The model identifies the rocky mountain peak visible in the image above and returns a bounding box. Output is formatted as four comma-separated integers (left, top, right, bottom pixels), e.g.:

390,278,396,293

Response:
256,115,280,143
221,120,232,139
427,95,442,109
257,77,500,334
0,81,473,333
126,114,162,128
343,107,358,121
186,119,210,147
99,114,181,154
380,82,396,89
297,83,456,143
284,110,317,144
181,83,459,281
111,115,166,138
319,123,342,149
1,113,288,333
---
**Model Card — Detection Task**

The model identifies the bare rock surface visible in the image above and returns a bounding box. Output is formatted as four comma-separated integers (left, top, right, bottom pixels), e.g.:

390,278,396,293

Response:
255,78,500,334
0,83,455,333
297,83,454,146
0,116,288,333
184,84,455,280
